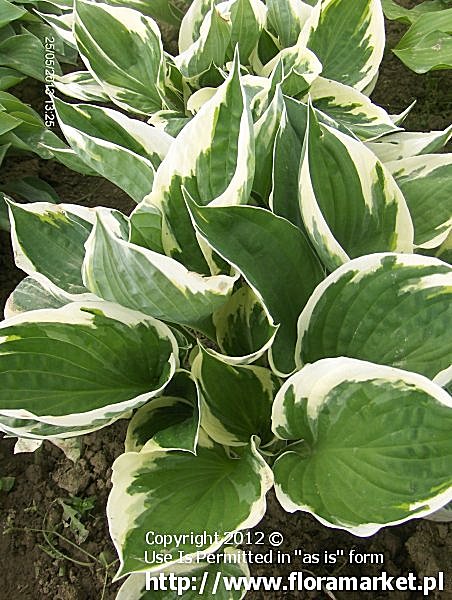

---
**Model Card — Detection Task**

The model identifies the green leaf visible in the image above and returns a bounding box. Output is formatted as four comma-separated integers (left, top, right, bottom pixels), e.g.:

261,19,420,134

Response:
388,154,452,249
74,0,166,114
0,67,25,90
138,54,254,273
174,4,231,79
186,199,324,376
193,346,278,446
0,195,8,231
116,547,249,600
2,177,59,204
108,436,273,577
54,99,171,202
393,9,452,73
308,0,384,91
0,476,15,492
0,32,48,81
125,370,200,454
311,77,399,140
299,104,413,271
366,125,452,162
382,0,447,24
82,213,237,334
0,301,178,431
272,357,452,535
212,284,278,364
297,253,452,381
9,201,95,294
0,0,26,28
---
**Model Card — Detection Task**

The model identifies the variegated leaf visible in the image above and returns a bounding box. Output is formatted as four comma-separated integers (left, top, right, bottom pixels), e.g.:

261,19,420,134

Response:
308,0,384,91
212,284,278,365
174,4,231,79
192,347,278,446
125,370,200,454
136,54,254,273
366,125,452,162
272,357,452,535
74,0,166,114
387,154,452,249
179,0,217,53
54,71,109,102
108,436,273,577
8,202,95,294
116,547,249,600
229,0,266,64
310,77,399,140
261,39,322,97
299,104,413,271
0,301,178,431
4,273,97,319
82,213,237,335
186,198,324,376
55,99,171,202
266,0,313,48
253,84,284,200
297,253,452,381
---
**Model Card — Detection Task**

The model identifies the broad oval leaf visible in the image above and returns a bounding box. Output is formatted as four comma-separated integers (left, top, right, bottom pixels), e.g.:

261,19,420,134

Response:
0,301,178,430
108,436,273,577
272,357,452,536
299,104,413,271
297,253,452,381
74,0,166,114
192,347,279,446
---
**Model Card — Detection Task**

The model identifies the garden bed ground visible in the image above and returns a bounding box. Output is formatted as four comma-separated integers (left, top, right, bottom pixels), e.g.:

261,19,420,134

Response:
0,10,451,600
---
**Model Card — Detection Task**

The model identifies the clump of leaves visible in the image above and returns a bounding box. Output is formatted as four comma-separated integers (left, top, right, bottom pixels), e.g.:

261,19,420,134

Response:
0,1,451,598
383,0,452,73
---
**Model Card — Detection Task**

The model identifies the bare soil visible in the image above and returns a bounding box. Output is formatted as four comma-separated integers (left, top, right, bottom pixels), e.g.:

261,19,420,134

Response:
0,7,451,600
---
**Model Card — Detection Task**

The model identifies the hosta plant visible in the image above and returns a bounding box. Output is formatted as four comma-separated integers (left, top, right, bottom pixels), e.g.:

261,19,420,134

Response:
1,0,452,596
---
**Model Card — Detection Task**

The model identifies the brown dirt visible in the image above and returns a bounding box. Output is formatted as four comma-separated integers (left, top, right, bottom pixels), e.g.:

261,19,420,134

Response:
1,5,452,599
